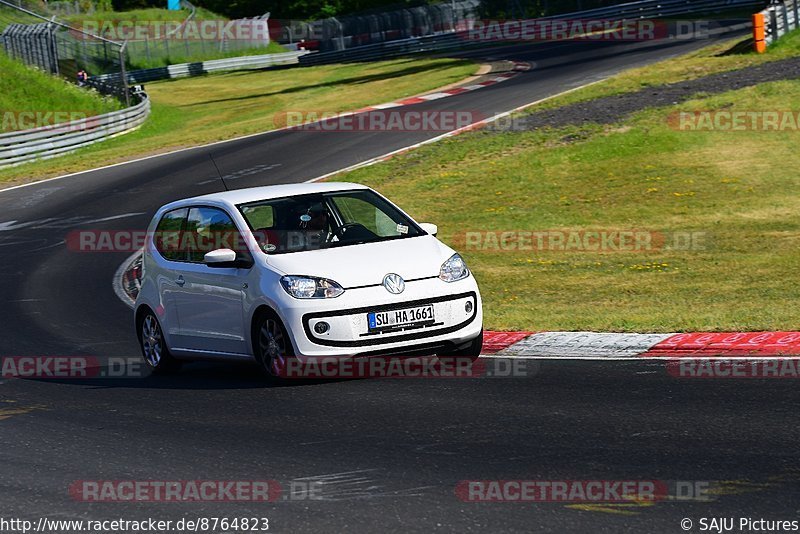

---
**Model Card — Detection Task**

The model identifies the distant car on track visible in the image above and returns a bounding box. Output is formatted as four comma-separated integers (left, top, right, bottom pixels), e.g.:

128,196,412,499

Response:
134,182,483,377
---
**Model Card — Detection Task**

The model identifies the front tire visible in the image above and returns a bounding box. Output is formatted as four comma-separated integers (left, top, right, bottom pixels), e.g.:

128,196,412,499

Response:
253,310,295,378
437,330,483,372
138,309,180,374
450,330,483,360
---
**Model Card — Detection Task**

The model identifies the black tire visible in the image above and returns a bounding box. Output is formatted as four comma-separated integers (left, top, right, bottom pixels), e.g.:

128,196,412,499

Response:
252,309,295,379
450,330,484,360
137,308,180,374
438,330,483,371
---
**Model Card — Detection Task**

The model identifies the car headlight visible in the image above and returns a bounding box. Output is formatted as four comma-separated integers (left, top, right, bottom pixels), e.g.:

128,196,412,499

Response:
280,275,344,299
439,253,469,282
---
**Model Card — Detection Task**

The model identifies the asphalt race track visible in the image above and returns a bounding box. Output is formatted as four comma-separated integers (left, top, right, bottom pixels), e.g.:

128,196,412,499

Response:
3,28,799,533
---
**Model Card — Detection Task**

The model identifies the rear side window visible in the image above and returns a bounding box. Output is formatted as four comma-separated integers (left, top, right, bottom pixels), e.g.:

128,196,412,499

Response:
154,208,187,261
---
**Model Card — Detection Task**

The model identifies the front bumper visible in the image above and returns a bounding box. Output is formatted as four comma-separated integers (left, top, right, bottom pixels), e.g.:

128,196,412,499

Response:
276,276,483,357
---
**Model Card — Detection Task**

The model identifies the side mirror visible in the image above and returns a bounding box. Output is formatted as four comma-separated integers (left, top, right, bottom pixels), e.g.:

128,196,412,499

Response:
203,248,252,269
419,223,438,236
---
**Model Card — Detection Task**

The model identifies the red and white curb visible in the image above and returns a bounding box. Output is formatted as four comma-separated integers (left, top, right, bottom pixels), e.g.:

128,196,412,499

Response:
116,254,798,361
482,331,800,359
354,62,529,112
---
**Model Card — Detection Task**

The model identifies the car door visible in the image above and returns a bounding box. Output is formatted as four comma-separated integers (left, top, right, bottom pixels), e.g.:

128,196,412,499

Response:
169,206,250,355
151,207,189,341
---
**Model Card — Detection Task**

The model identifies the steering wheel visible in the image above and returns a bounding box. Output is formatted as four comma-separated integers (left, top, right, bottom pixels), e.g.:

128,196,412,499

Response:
334,222,363,240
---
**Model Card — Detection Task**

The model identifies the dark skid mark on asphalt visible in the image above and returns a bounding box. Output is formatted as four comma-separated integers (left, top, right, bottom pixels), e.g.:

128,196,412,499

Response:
501,55,800,131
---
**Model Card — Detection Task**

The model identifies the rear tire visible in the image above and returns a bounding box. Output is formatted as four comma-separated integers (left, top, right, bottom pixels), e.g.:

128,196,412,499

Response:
253,309,295,379
137,309,180,374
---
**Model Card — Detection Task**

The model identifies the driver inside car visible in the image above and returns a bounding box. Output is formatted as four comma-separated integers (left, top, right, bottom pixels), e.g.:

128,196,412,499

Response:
289,202,333,250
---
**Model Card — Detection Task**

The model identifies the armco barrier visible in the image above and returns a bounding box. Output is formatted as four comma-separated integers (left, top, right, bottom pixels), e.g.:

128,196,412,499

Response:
754,0,800,51
299,32,464,65
0,92,150,168
299,0,766,65
92,50,309,85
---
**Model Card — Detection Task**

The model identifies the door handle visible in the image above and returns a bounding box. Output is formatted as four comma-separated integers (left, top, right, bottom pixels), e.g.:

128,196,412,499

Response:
175,275,185,287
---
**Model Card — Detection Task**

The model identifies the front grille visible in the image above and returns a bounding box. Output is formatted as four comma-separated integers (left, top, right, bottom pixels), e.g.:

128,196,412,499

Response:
302,291,477,348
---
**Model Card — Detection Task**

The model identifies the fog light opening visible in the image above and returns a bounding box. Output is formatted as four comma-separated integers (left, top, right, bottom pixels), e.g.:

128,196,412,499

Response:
465,301,473,314
314,321,330,335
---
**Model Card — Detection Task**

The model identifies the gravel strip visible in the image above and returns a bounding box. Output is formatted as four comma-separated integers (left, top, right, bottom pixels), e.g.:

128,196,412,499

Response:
504,56,800,131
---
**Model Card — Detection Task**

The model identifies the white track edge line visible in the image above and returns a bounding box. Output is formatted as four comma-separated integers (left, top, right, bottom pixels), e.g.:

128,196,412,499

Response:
0,66,518,195
305,78,606,183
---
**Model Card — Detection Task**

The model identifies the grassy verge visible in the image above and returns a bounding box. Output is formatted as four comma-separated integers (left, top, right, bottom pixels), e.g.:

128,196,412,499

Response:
334,39,800,332
0,50,122,131
0,6,40,31
0,57,476,183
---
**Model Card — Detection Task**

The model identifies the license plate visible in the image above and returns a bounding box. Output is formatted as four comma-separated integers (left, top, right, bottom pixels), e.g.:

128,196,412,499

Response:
368,305,435,331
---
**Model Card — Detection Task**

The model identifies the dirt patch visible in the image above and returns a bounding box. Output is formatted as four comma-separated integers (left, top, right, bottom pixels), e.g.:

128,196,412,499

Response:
504,56,800,131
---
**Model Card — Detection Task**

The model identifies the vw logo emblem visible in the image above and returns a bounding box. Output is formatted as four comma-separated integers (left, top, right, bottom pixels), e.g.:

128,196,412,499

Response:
383,273,405,294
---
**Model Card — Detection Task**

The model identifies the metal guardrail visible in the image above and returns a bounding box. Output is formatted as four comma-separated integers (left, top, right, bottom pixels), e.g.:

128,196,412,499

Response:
299,32,466,65
758,0,800,46
299,0,767,66
92,50,309,84
0,91,150,168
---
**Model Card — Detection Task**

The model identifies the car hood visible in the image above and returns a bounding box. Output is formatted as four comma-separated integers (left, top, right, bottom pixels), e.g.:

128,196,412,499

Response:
265,235,456,288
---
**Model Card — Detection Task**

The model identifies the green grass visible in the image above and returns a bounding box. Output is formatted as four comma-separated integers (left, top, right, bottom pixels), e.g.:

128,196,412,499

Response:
0,6,40,31
0,57,476,182
330,40,800,332
0,50,122,132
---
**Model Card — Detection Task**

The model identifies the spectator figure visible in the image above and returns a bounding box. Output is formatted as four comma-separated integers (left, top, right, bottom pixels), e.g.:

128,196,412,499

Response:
76,69,88,86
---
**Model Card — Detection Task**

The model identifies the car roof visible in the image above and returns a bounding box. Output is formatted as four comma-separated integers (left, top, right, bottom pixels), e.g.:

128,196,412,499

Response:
160,182,370,212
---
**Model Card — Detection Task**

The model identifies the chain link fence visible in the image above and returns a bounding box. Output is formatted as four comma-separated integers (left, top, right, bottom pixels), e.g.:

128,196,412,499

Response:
0,0,129,102
1,0,274,78
102,1,275,70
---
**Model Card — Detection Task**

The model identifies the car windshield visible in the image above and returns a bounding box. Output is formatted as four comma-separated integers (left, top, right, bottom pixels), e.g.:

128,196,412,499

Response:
238,189,424,254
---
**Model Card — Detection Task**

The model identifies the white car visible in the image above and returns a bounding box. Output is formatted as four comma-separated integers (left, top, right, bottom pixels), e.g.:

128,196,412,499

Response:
134,182,483,376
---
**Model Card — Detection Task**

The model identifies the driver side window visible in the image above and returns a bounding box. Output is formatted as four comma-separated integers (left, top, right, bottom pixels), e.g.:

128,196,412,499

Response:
332,196,404,237
184,207,252,264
